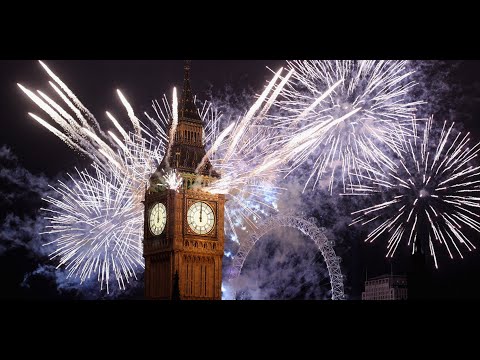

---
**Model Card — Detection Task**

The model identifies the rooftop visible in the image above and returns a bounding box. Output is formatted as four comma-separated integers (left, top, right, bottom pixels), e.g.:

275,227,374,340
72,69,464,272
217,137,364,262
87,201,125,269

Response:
366,274,407,281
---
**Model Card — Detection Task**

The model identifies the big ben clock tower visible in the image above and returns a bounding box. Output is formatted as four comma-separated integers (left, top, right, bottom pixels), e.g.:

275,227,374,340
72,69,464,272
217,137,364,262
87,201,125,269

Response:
143,61,225,300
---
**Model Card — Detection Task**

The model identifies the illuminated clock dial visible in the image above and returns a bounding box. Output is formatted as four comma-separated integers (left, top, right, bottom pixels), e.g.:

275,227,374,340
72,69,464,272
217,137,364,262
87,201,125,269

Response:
187,201,215,235
149,202,167,236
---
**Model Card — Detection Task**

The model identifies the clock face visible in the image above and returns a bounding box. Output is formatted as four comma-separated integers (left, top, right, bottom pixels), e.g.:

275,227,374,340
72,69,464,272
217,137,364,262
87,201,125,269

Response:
149,202,167,236
187,201,215,235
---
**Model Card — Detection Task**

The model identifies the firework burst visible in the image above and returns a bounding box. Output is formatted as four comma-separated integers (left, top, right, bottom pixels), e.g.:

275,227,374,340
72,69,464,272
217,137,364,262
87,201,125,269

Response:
17,62,186,291
42,164,145,293
271,60,423,193
19,61,292,291
204,68,293,238
158,169,183,192
349,118,480,267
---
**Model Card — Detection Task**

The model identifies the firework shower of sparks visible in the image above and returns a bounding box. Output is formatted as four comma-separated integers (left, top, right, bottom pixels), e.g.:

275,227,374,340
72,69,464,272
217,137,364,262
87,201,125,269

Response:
18,62,171,292
42,165,145,292
270,60,424,193
348,117,480,268
158,169,183,192
195,67,301,240
19,61,295,292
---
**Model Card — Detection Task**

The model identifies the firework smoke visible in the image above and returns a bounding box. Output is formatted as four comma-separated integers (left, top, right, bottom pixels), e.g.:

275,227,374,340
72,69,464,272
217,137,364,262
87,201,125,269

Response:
231,227,331,300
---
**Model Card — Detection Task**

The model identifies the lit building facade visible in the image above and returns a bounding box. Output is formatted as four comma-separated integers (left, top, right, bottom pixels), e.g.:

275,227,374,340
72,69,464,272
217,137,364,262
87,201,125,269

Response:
362,274,408,300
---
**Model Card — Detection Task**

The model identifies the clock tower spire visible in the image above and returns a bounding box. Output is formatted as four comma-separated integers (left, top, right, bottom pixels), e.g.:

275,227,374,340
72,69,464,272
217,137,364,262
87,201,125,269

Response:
143,61,225,300
179,60,202,123
158,60,218,177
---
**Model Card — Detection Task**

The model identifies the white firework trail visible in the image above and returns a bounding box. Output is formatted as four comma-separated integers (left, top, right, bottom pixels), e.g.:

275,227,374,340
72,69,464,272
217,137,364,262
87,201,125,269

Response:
38,61,104,135
222,67,285,163
348,117,480,268
196,122,235,174
42,165,144,293
117,89,142,136
205,68,296,234
18,62,171,292
271,60,424,193
20,61,294,291
28,112,83,153
165,87,178,168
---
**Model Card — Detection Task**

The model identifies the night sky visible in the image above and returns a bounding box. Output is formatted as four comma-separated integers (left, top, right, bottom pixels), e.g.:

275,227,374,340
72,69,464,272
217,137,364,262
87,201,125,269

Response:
2,60,480,300
0,60,283,176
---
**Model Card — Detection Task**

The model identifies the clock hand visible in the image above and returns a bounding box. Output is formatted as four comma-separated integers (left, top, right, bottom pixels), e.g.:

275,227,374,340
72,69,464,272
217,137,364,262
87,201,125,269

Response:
199,203,203,223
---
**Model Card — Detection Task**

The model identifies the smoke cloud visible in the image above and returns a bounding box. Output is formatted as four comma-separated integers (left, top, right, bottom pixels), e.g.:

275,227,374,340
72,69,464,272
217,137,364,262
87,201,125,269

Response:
0,145,144,299
232,227,331,300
